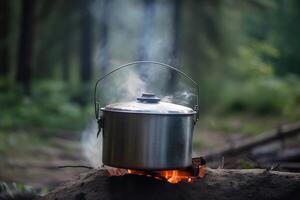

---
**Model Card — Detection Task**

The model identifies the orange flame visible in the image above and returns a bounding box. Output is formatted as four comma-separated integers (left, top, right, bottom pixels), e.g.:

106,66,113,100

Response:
159,170,193,183
106,165,206,184
127,166,205,184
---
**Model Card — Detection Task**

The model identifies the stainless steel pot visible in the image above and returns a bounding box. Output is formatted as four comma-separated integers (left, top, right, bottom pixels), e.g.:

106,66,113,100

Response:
94,61,199,170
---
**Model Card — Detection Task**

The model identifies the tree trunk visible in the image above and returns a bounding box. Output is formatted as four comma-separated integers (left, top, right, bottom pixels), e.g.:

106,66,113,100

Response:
138,0,155,84
16,0,36,95
0,0,10,77
169,0,181,93
99,0,110,75
80,0,93,83
39,168,300,200
60,1,74,82
62,36,70,82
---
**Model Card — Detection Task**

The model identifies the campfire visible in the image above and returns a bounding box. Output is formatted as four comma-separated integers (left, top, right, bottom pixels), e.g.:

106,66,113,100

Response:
105,157,206,184
92,62,205,185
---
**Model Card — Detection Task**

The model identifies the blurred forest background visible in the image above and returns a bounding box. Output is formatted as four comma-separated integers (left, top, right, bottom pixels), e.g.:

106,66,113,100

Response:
1,0,300,192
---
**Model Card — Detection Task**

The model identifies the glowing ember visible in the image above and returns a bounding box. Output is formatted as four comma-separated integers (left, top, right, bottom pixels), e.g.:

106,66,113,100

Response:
105,157,206,184
105,166,127,176
127,166,205,184
159,170,193,183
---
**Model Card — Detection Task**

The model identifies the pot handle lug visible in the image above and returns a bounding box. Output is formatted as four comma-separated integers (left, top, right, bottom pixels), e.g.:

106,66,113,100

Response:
96,102,104,137
96,122,101,137
94,61,200,125
97,117,104,138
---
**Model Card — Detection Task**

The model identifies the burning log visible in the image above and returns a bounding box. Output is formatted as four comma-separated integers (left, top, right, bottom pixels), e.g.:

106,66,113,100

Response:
39,168,300,200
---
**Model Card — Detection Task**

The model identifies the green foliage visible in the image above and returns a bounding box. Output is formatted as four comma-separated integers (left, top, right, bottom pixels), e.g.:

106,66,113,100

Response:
1,0,300,132
219,76,298,116
216,40,300,116
0,182,9,193
229,42,278,79
0,80,90,130
0,181,47,196
199,115,267,135
271,0,300,75
238,160,254,169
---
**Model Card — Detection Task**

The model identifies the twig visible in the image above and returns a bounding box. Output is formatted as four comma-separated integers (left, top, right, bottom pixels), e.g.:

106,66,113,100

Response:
221,156,225,169
267,163,281,171
57,165,93,169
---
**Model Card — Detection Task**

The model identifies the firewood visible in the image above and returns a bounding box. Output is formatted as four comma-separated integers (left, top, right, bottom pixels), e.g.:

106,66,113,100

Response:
39,168,300,200
204,122,300,162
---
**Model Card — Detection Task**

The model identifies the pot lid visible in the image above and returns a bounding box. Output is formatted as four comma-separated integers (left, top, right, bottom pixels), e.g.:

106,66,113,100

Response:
101,93,196,115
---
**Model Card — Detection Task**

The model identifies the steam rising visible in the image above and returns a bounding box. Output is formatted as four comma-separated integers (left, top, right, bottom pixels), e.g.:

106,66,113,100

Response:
81,0,198,168
123,71,147,99
162,90,197,107
81,122,102,168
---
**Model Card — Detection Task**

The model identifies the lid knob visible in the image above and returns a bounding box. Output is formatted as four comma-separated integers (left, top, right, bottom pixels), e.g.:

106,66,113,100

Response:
137,93,161,103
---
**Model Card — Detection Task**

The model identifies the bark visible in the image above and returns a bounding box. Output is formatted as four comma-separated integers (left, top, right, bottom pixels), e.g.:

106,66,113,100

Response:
169,0,181,93
62,35,71,82
182,0,201,75
16,0,36,95
80,0,93,83
60,0,73,82
39,168,300,200
99,0,110,75
138,0,155,85
0,0,10,77
138,0,155,61
204,122,300,162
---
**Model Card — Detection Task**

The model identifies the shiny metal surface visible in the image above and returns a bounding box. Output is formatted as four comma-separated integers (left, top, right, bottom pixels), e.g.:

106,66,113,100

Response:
94,61,200,170
94,61,200,122
136,93,161,103
102,100,196,115
102,111,194,170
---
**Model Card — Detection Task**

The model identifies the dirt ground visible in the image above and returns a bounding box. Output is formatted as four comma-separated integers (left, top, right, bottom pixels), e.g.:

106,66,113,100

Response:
0,130,90,190
1,118,298,191
0,128,238,190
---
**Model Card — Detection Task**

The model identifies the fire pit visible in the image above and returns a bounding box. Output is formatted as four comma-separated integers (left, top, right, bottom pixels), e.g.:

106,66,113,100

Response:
40,165,300,200
105,157,206,184
38,62,300,199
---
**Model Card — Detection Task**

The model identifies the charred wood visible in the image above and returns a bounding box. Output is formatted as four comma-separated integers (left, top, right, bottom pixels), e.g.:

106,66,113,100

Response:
39,168,300,200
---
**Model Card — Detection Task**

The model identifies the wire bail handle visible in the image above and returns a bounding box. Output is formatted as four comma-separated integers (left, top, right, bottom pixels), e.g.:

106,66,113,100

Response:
94,61,200,136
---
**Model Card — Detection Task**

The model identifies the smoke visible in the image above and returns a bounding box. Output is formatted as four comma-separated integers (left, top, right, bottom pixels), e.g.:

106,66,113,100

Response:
162,90,197,107
81,0,198,168
81,122,103,168
81,74,197,168
122,70,147,99
90,0,175,68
